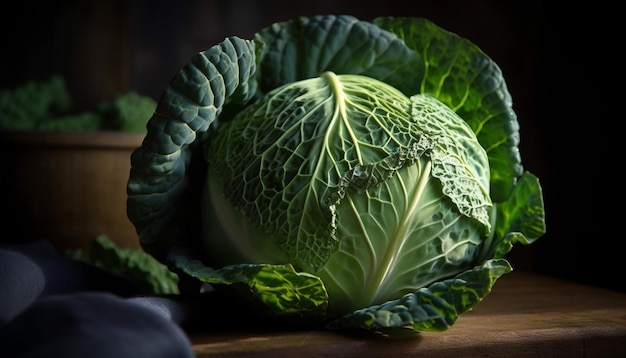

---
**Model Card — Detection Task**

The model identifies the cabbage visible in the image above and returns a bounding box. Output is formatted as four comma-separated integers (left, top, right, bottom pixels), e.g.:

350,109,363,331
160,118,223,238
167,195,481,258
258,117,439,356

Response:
127,15,545,333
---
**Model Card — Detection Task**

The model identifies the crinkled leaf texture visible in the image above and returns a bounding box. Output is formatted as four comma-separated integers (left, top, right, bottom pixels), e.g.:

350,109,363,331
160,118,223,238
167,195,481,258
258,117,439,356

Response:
168,248,511,331
127,36,258,257
203,73,493,316
326,258,511,332
168,246,328,323
126,15,546,333
373,17,523,202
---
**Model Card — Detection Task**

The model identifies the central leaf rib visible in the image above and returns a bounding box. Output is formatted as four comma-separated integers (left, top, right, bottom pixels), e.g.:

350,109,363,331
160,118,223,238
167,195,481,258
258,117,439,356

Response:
369,160,431,304
322,71,363,165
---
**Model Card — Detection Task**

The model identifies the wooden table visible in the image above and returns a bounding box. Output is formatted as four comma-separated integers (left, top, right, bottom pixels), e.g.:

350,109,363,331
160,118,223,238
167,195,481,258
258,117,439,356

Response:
188,270,626,357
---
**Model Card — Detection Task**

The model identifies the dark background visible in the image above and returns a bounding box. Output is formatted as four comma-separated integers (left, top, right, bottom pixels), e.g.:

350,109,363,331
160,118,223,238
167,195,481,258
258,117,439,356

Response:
1,1,621,292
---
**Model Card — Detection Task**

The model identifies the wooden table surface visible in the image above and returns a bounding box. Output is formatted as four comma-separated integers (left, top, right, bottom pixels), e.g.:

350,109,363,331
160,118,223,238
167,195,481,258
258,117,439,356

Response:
188,270,626,357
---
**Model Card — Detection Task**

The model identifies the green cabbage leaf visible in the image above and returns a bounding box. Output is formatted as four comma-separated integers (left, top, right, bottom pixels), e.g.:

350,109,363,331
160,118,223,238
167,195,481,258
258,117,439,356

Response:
126,15,545,333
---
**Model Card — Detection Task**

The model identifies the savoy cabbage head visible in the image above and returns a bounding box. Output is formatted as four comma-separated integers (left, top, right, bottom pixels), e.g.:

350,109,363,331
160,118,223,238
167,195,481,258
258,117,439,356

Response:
127,15,545,333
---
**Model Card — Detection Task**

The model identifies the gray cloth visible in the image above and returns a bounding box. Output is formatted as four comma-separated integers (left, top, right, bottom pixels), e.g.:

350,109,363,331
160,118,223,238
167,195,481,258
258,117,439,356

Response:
0,241,194,358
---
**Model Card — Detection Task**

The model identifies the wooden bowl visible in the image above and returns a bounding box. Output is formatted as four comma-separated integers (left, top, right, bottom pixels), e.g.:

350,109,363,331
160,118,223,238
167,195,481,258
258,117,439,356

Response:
1,130,144,252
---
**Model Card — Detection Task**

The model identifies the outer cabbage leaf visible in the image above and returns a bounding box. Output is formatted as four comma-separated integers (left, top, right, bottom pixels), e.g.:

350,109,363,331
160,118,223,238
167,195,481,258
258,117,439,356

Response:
471,171,546,264
167,246,328,323
127,37,258,259
373,17,522,202
253,14,424,96
325,259,511,332
494,171,545,243
66,234,180,295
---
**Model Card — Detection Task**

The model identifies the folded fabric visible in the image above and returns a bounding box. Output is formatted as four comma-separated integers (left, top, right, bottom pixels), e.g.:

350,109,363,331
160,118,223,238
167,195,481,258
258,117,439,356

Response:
0,241,194,358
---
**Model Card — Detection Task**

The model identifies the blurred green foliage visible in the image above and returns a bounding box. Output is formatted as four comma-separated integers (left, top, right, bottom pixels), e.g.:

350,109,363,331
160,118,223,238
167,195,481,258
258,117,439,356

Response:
0,75,156,132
